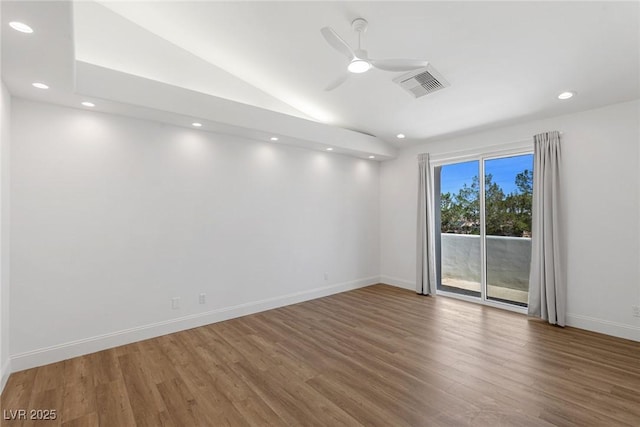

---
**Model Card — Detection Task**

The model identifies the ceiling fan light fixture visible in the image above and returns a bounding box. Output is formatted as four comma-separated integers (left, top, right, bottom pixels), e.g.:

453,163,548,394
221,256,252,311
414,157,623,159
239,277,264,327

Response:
348,59,371,74
321,19,429,90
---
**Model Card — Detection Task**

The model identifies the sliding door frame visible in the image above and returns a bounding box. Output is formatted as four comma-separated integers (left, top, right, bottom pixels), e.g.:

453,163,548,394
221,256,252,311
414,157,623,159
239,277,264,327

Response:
430,141,533,314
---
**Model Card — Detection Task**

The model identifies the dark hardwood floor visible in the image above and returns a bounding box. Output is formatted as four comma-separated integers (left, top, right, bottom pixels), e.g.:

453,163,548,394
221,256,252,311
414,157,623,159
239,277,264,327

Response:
1,284,639,426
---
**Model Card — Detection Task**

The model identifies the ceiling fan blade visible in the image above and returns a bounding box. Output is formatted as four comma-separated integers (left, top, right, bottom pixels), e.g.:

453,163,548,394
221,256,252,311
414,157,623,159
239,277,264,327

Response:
370,59,429,72
321,27,355,60
324,73,350,91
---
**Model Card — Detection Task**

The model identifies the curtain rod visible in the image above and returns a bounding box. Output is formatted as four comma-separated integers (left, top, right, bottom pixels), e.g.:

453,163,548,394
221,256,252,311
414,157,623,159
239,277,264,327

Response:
419,131,565,160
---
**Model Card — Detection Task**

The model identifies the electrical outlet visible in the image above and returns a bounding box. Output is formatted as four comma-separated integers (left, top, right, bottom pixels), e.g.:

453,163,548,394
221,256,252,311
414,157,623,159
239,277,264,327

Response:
633,305,640,318
171,297,180,310
324,272,329,281
199,293,206,304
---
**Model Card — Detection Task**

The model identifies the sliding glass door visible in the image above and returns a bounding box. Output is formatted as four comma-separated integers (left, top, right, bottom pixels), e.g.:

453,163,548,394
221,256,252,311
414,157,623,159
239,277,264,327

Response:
435,152,533,308
435,160,481,298
484,155,533,306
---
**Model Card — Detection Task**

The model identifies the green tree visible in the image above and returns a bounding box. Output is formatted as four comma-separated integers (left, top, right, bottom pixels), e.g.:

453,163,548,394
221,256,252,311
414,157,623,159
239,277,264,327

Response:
484,174,506,235
440,170,532,237
440,192,461,233
455,176,481,234
503,169,533,236
515,169,533,194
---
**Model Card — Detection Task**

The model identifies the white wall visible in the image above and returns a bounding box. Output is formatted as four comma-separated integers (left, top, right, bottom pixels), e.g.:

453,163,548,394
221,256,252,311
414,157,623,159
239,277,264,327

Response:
380,99,640,341
5,96,639,378
1,82,11,389
10,99,380,369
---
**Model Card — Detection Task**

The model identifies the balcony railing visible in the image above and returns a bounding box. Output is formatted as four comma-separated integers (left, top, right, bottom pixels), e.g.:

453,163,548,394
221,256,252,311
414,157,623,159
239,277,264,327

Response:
440,233,531,304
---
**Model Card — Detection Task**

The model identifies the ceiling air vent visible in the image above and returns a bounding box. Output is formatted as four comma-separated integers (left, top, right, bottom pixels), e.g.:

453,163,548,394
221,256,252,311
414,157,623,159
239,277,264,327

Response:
393,64,449,98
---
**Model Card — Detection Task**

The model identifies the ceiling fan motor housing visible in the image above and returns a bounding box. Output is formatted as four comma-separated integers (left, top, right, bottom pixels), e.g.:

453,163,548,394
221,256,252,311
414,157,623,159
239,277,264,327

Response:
352,18,368,33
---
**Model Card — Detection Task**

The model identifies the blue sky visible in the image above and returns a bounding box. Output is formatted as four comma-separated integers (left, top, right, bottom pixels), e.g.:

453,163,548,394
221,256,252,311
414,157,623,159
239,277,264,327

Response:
440,154,533,196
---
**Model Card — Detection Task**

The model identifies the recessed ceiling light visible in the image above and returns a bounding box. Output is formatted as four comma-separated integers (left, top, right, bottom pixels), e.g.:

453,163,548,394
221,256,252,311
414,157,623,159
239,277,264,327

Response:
326,147,334,151
368,155,375,159
270,137,279,141
9,22,33,33
192,122,202,127
81,101,95,107
32,82,49,89
396,133,406,139
558,91,575,100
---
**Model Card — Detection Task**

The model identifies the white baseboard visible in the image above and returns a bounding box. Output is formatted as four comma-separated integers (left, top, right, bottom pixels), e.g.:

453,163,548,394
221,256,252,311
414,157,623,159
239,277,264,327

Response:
0,358,11,394
379,275,415,292
9,278,636,377
566,313,640,342
380,277,639,342
10,277,378,373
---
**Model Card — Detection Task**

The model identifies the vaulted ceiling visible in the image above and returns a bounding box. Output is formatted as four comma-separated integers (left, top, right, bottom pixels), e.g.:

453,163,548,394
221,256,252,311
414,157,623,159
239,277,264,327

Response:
2,1,639,158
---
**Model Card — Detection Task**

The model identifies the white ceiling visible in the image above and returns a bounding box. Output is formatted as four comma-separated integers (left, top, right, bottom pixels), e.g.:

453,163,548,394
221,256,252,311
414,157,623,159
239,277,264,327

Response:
2,1,639,153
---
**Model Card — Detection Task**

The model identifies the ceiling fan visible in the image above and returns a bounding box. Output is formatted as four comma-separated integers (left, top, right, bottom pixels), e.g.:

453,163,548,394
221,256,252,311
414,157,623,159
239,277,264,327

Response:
321,18,429,91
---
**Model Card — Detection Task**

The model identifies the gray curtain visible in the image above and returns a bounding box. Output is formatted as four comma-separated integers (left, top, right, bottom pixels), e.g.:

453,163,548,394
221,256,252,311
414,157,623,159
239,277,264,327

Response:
417,153,436,295
528,131,565,325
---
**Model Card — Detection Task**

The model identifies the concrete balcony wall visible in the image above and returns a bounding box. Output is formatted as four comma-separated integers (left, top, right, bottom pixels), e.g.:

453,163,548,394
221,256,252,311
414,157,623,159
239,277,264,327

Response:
441,233,531,291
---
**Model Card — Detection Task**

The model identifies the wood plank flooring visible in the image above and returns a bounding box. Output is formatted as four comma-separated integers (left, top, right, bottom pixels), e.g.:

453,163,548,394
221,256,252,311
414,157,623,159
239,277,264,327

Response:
1,284,639,426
